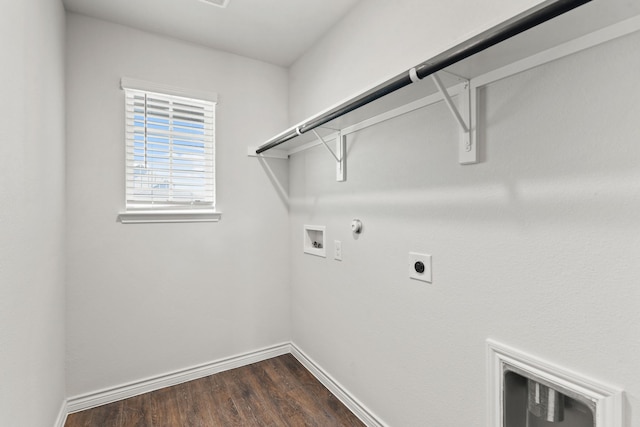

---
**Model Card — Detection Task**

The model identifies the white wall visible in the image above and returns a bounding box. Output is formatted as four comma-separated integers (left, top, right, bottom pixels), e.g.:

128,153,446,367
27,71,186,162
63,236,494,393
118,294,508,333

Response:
65,13,291,397
288,2,640,426
0,1,67,426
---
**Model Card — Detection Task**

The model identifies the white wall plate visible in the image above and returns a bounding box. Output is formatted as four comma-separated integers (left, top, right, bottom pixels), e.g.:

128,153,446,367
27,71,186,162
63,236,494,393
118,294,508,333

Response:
409,252,432,283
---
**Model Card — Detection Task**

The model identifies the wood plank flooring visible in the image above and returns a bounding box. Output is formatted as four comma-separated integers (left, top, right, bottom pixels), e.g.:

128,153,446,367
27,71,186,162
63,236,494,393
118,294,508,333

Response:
65,354,366,427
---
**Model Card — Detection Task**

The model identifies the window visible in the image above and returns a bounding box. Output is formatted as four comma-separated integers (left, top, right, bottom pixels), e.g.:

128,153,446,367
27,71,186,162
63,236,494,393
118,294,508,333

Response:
118,78,220,223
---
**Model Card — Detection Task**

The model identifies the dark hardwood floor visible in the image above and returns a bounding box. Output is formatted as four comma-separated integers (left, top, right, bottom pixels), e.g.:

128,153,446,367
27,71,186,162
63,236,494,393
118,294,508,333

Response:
65,354,366,427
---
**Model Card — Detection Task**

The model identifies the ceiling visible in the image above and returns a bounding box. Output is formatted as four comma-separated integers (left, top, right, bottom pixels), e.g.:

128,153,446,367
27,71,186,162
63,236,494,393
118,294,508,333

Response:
62,0,361,67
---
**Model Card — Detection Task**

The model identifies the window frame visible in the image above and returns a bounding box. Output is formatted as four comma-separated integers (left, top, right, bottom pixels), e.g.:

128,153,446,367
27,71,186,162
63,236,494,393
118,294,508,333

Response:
117,78,221,224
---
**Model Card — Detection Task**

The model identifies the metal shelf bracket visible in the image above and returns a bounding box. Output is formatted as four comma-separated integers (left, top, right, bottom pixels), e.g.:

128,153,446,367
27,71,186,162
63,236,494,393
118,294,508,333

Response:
311,129,346,181
431,72,476,164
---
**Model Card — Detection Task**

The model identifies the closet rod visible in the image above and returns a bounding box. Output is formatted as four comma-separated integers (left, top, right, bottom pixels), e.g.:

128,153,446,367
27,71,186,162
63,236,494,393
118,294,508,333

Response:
256,0,590,155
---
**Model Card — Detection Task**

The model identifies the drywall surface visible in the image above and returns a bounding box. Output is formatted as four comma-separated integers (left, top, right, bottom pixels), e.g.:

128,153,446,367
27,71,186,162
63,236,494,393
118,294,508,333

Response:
65,14,290,396
0,1,67,426
288,27,640,427
288,0,546,125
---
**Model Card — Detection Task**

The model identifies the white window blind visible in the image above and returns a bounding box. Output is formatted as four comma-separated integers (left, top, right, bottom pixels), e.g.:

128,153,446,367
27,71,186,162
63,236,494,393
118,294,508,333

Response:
124,87,216,212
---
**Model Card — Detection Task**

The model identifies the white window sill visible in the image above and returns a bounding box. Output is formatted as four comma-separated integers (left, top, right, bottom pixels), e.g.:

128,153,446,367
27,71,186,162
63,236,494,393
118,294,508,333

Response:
117,210,222,224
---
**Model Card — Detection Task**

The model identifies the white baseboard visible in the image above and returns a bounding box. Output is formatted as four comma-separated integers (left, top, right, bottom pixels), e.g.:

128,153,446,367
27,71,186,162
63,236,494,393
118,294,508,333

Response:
66,342,291,414
290,343,387,427
54,399,68,427
65,342,386,427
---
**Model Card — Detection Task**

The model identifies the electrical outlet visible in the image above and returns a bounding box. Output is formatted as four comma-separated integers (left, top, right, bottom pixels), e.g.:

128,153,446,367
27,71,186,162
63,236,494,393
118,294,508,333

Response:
334,240,342,261
409,252,432,283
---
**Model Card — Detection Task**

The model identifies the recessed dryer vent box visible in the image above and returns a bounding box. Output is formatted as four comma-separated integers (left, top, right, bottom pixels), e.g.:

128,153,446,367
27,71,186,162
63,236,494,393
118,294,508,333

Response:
487,340,623,427
303,225,326,257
